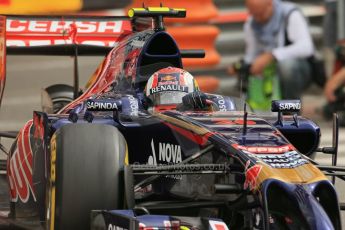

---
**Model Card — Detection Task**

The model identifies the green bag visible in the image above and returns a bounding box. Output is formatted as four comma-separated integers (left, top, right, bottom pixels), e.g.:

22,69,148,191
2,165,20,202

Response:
247,63,281,111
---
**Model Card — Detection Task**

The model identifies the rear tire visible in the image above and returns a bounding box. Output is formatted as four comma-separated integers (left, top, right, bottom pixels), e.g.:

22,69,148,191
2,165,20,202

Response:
46,124,126,230
44,84,74,113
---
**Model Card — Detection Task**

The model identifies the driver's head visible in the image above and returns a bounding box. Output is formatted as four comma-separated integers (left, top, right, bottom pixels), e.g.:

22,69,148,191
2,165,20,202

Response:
246,0,273,24
145,67,198,111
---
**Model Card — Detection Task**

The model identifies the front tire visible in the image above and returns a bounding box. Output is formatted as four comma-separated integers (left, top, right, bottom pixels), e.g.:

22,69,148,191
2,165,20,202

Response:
46,124,126,230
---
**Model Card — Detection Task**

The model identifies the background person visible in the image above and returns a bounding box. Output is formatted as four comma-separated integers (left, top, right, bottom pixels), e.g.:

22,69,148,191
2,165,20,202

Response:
323,66,345,125
242,0,315,100
324,68,345,103
323,0,338,76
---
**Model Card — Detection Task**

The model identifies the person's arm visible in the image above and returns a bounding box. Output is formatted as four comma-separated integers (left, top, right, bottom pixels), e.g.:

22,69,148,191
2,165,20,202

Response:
324,67,345,102
228,20,258,75
272,10,314,61
244,20,259,64
243,20,274,75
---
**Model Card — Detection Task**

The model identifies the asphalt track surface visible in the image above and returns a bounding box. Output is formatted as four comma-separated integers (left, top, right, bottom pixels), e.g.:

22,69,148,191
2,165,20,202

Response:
0,56,345,228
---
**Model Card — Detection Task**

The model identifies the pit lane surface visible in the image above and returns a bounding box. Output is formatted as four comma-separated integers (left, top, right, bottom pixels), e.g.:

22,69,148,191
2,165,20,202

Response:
0,56,345,228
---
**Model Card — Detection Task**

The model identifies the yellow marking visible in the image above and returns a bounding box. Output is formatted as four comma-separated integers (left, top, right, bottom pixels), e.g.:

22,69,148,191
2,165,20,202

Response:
173,8,186,11
148,7,170,12
0,0,82,14
124,143,129,165
180,227,190,230
128,9,135,18
128,8,146,17
50,135,57,230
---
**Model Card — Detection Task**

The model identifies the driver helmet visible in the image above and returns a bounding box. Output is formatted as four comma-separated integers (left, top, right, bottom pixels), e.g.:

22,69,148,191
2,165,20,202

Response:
145,67,199,110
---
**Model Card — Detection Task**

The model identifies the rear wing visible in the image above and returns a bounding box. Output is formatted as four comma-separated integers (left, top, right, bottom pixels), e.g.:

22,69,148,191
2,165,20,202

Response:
5,15,133,55
0,15,133,107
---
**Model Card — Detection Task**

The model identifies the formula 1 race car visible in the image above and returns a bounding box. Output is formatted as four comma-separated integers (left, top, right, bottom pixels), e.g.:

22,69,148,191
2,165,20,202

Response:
0,7,344,230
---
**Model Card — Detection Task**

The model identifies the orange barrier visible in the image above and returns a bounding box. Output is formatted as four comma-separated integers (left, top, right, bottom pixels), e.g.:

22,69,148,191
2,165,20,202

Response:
211,11,248,24
126,0,218,23
0,0,130,14
168,26,220,68
195,76,219,93
0,0,81,14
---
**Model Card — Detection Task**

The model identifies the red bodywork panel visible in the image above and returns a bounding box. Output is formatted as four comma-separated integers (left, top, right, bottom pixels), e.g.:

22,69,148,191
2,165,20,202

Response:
0,16,5,108
7,120,35,202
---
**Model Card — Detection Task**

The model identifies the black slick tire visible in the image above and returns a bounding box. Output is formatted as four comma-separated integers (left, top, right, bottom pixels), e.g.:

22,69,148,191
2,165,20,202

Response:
47,124,126,230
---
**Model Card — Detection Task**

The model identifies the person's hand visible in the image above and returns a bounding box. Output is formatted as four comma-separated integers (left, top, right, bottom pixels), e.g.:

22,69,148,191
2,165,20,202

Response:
324,78,338,102
182,91,208,109
227,66,236,75
324,68,345,102
250,52,275,75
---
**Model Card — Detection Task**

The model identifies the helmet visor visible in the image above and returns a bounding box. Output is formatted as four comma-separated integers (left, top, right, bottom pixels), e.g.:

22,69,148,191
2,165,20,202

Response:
151,91,187,105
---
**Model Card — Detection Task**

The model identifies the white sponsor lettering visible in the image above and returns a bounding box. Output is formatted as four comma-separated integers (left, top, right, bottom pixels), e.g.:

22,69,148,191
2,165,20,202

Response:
6,20,26,32
86,101,117,110
159,142,182,163
6,39,117,47
80,41,106,46
107,224,128,230
147,139,182,179
74,21,97,33
28,21,47,32
216,95,227,111
29,40,51,46
49,21,66,33
7,19,123,34
150,85,188,94
6,40,26,46
53,39,73,45
98,21,123,33
255,151,308,168
279,102,301,111
127,95,138,116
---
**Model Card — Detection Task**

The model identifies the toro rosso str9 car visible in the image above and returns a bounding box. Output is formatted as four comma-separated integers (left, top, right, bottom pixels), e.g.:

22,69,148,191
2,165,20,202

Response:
0,7,343,230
